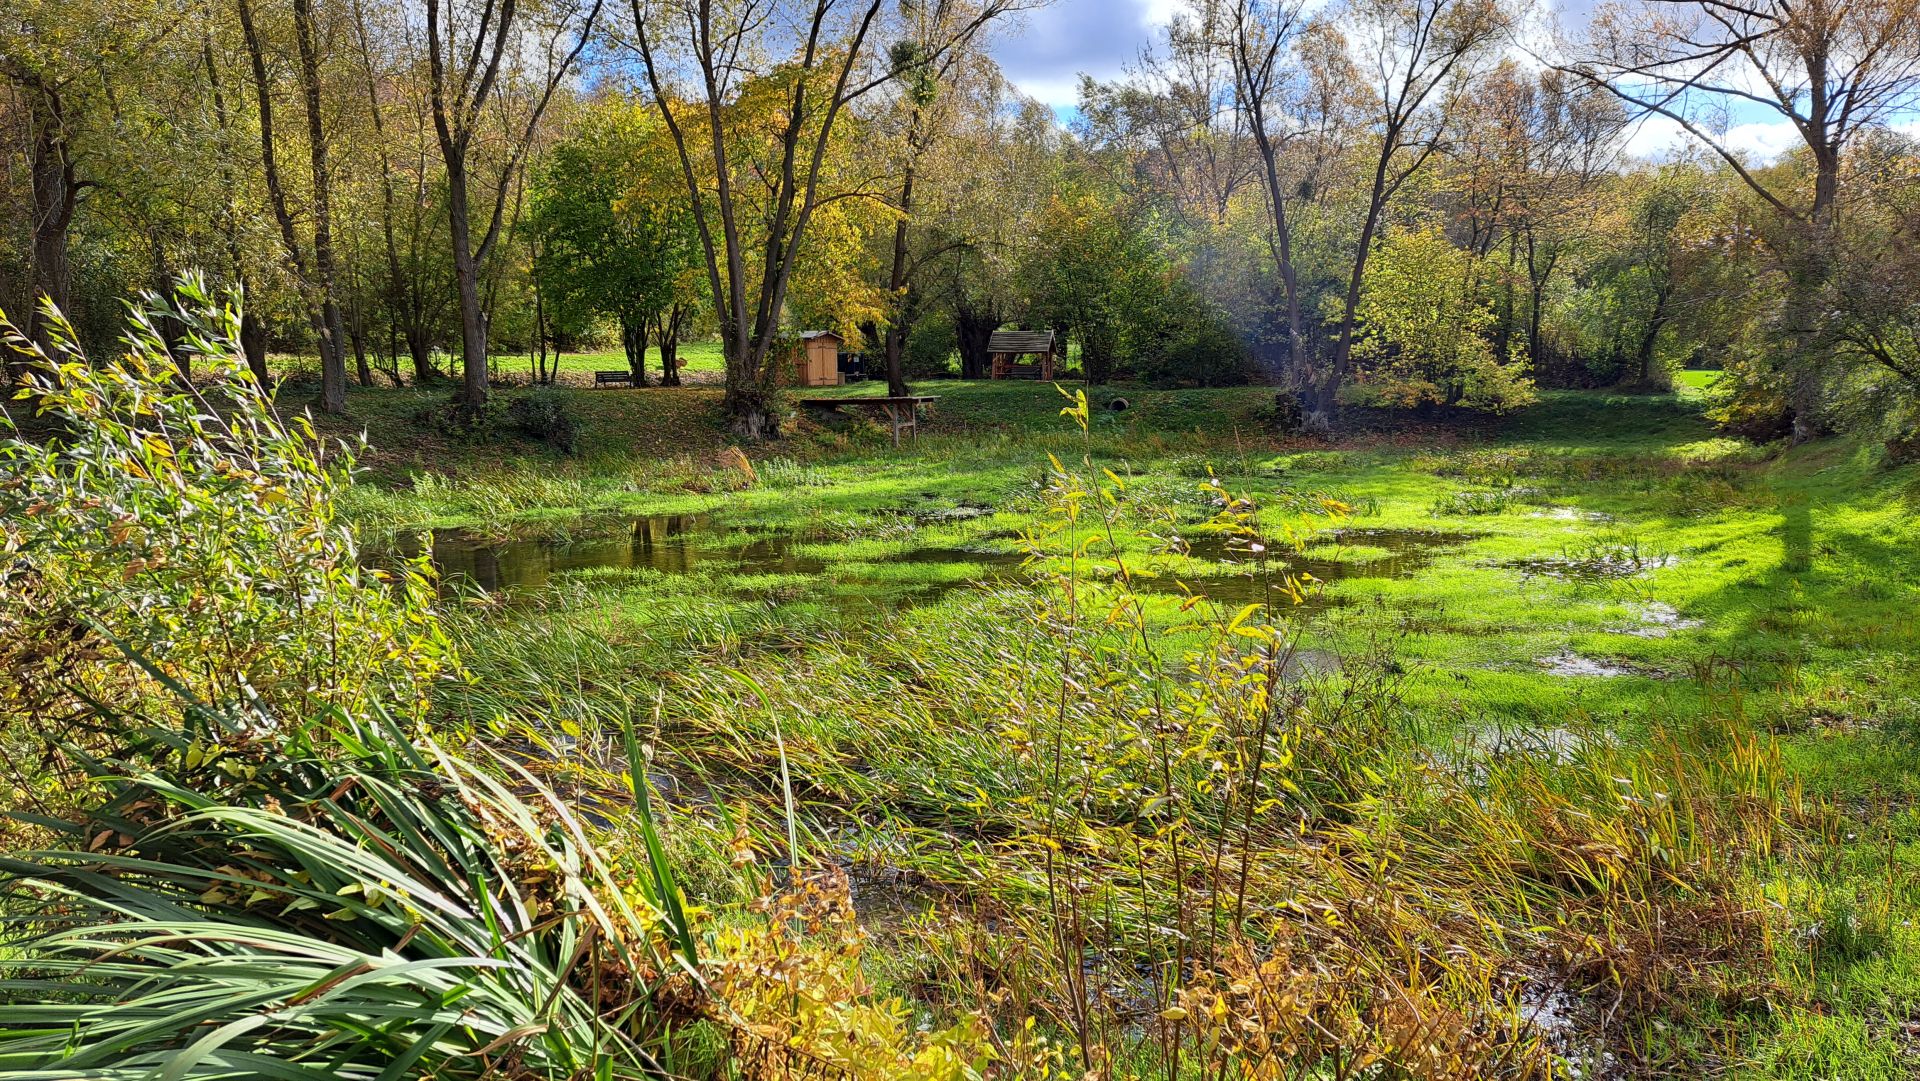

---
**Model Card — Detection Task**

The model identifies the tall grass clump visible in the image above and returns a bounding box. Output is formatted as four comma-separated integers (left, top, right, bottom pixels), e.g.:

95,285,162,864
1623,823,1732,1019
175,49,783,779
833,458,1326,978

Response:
0,702,700,1080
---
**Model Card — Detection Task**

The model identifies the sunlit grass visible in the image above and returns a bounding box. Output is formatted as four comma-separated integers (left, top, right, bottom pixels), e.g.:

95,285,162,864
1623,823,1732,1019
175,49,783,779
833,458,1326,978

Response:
325,377,1920,1075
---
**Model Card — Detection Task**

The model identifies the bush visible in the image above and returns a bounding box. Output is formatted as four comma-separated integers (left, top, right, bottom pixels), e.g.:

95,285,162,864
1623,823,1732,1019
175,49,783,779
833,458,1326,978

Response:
902,313,958,378
0,281,449,813
1255,390,1306,434
415,392,506,439
506,386,583,454
1347,226,1536,413
1125,280,1250,387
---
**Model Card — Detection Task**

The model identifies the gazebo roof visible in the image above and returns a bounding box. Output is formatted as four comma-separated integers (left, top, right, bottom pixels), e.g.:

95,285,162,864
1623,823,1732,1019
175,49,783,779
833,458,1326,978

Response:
987,330,1055,355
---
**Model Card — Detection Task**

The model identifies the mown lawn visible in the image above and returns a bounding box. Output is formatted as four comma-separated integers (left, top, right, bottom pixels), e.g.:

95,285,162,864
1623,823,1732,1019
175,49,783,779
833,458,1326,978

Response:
326,375,1920,1077
268,341,731,389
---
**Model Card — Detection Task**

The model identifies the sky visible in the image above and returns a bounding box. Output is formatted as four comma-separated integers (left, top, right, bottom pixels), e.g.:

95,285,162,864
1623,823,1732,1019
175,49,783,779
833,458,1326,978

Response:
989,0,1182,112
984,0,1825,164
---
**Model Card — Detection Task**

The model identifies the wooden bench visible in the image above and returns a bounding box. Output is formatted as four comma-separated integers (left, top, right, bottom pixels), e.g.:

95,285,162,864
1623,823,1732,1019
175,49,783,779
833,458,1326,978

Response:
594,370,637,387
799,395,937,447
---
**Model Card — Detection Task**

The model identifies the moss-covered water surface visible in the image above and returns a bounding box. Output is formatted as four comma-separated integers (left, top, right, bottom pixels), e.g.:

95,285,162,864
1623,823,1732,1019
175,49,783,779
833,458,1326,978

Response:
335,380,1920,1077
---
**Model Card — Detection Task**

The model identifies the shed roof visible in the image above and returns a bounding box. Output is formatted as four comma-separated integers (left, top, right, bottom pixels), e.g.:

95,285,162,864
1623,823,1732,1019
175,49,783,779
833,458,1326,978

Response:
800,330,844,341
987,330,1055,354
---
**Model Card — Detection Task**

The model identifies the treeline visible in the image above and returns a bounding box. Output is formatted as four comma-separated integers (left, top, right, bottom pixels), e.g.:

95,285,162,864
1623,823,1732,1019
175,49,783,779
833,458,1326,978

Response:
3,0,1916,440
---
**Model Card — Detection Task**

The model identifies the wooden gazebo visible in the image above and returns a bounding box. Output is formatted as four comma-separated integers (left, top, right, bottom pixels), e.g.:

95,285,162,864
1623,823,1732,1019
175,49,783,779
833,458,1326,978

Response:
988,330,1057,380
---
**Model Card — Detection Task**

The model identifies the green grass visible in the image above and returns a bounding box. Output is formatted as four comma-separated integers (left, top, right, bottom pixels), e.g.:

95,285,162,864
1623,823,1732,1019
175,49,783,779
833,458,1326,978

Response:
268,341,730,387
1675,367,1725,392
322,374,1920,1077
62,292,1920,1075
524,341,728,380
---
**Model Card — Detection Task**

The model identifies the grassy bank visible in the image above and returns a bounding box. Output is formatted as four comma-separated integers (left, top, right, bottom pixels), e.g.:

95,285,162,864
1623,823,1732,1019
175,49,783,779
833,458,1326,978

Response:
319,374,1920,1077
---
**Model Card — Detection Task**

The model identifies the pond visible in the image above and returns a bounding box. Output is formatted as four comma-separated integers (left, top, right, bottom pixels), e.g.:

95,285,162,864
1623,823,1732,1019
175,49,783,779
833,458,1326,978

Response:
376,515,1485,613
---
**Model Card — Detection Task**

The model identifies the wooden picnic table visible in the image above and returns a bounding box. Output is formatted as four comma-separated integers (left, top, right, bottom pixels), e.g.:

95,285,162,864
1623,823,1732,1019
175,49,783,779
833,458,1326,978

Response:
798,395,937,447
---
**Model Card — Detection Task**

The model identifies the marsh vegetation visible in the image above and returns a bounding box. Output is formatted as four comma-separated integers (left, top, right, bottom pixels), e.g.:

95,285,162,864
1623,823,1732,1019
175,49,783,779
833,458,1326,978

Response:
6,0,1920,1075
3,292,1916,1079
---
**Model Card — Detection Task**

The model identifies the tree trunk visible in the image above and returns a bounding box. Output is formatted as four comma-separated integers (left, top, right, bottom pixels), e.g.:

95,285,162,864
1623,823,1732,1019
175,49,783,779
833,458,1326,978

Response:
882,108,922,399
350,0,422,392
24,82,78,360
292,0,348,412
532,286,549,384
1320,151,1396,426
349,302,373,386
1249,124,1304,387
204,35,266,386
622,317,649,386
1788,147,1840,442
1495,232,1518,363
657,304,683,386
1636,286,1670,385
149,233,190,379
955,304,996,379
406,327,434,384
425,0,598,415
444,152,490,412
237,0,336,401
240,310,271,385
722,360,777,438
1524,229,1550,368
204,39,273,389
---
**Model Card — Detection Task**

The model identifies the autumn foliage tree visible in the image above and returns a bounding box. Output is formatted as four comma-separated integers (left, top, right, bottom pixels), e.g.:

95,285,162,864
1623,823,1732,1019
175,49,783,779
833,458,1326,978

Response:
1348,225,1536,412
530,99,701,386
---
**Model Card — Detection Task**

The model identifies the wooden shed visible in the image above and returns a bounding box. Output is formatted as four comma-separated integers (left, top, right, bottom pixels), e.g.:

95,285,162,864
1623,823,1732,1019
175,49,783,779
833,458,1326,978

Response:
792,331,844,387
988,330,1057,380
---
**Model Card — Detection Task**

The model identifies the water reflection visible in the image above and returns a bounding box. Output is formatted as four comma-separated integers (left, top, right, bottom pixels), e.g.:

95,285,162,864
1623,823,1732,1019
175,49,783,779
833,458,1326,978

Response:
377,516,1483,612
389,514,825,593
1143,528,1486,607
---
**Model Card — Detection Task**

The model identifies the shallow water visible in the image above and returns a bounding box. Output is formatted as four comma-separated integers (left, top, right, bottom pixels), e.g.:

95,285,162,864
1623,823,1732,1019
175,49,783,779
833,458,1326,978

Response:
1144,527,1486,606
1535,651,1638,678
378,516,1483,612
378,513,1028,612
387,514,793,591
1499,552,1676,581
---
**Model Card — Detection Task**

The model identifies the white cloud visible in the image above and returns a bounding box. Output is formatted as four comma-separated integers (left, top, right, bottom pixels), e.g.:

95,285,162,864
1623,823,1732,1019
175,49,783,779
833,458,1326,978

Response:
1722,120,1802,161
1621,113,1690,160
990,0,1179,110
1620,111,1807,164
1138,0,1184,25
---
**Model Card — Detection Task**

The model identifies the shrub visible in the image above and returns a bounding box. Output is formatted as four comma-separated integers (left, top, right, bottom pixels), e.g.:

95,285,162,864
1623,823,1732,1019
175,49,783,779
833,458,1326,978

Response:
1707,373,1795,442
0,282,449,814
1256,389,1306,434
1347,226,1537,413
902,312,958,377
506,386,583,454
1125,279,1251,387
